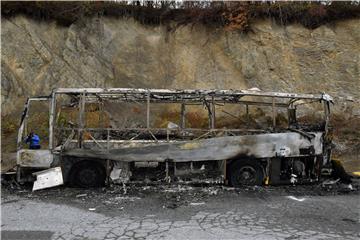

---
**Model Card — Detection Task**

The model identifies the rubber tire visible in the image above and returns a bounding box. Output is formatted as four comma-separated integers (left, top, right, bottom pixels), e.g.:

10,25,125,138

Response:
229,159,264,187
69,161,105,188
331,159,352,184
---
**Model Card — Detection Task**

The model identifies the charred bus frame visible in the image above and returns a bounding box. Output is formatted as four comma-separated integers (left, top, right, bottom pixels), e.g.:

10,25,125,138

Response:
16,88,333,188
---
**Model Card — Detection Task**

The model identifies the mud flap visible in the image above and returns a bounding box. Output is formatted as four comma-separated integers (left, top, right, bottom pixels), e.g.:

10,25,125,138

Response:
32,167,64,191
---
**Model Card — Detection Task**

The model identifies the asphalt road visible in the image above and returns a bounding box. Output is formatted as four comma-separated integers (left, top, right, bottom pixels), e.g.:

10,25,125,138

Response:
1,183,359,240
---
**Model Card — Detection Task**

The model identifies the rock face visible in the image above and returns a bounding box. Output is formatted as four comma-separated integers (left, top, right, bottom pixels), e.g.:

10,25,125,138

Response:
1,16,359,116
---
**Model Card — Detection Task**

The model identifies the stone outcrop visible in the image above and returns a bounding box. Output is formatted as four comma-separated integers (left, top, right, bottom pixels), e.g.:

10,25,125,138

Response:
1,16,359,116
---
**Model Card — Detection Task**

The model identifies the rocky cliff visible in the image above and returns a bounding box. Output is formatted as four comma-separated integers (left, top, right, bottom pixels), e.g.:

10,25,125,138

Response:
2,15,359,117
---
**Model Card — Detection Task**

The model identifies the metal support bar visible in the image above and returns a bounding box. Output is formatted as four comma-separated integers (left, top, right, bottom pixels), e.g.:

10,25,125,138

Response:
24,111,28,138
192,131,211,141
57,126,268,133
211,96,216,129
180,103,186,129
62,130,76,150
49,92,56,150
146,91,150,129
204,99,215,129
107,129,110,151
272,97,276,128
246,104,249,127
148,130,158,142
88,133,104,149
17,99,30,150
222,110,241,121
78,92,86,148
324,101,330,134
129,132,142,141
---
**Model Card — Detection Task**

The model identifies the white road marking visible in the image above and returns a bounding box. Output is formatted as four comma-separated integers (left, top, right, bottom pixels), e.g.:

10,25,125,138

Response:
287,196,306,202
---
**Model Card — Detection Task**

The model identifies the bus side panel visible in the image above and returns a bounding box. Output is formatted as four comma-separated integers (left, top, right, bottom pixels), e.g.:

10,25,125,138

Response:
17,149,53,168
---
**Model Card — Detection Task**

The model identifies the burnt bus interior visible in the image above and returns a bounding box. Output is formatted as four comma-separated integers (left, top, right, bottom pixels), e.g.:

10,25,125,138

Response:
53,88,331,142
18,88,332,186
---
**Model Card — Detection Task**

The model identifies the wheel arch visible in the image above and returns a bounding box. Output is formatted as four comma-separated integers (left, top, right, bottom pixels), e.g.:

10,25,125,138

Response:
226,154,266,174
61,156,107,185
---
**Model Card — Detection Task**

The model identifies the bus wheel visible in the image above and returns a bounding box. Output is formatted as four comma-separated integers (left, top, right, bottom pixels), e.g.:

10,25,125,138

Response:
70,161,105,188
229,159,264,187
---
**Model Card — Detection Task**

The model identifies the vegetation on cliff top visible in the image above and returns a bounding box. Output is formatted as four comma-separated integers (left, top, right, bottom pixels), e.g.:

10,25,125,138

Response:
2,1,359,31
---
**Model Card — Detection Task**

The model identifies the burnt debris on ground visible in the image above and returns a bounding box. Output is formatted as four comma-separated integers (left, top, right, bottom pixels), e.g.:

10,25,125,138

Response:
2,177,359,213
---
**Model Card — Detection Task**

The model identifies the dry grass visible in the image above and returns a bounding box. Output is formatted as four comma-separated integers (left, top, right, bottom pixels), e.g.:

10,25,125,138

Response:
1,1,359,31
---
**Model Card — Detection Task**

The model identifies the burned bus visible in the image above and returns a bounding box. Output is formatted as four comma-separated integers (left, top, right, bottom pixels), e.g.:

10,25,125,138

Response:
16,88,333,190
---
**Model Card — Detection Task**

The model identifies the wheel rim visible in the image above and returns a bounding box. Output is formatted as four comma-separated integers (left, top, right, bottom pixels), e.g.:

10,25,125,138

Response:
236,166,256,185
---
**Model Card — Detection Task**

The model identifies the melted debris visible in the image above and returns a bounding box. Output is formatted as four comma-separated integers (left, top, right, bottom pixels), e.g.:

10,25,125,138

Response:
2,176,359,212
